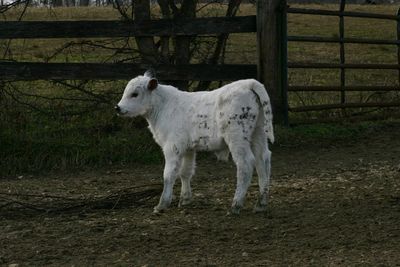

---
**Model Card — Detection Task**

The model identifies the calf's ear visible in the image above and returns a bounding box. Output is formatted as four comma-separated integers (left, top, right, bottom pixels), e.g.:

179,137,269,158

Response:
148,78,158,91
144,69,156,78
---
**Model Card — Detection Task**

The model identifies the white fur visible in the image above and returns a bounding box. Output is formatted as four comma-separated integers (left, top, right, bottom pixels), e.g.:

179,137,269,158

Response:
116,73,274,214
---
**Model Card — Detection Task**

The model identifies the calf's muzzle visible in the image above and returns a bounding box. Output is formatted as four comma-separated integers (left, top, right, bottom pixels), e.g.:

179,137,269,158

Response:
114,105,121,113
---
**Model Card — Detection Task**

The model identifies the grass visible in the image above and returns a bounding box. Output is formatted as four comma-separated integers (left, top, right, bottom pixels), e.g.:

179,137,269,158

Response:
0,3,399,176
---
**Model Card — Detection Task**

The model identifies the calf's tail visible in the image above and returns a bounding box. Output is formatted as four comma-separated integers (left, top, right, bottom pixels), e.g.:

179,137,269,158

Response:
250,80,275,144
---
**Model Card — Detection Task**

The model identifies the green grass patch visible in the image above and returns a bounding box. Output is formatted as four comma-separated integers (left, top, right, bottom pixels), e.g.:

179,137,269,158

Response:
275,118,400,147
0,114,162,176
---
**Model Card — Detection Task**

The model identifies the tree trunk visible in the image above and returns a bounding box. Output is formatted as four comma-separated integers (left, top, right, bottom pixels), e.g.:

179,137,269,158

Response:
80,0,90,6
133,0,158,64
52,0,63,7
196,0,242,91
158,0,171,64
173,0,197,90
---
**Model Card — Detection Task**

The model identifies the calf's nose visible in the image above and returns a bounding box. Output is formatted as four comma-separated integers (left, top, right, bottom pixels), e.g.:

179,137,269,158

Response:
114,105,121,113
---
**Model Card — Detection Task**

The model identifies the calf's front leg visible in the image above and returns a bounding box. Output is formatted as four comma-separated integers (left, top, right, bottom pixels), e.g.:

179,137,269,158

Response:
179,151,196,207
154,149,182,213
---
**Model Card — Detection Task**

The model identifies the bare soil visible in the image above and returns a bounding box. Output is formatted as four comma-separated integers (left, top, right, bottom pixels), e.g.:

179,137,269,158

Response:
1,124,400,266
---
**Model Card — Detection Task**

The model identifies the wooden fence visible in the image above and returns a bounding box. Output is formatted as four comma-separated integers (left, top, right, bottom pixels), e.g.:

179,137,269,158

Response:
1,0,400,124
0,16,257,81
285,0,400,117
0,0,284,122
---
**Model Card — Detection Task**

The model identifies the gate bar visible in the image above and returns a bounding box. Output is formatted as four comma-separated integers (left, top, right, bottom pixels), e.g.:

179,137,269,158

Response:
287,7,399,20
288,85,400,92
288,62,400,69
288,36,400,45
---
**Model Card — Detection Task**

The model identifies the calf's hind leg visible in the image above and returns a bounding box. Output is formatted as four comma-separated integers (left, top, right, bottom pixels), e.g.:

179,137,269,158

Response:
253,148,272,212
252,127,272,212
229,143,255,215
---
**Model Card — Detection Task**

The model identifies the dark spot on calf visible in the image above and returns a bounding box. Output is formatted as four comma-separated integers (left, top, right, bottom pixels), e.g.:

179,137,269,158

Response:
199,120,209,129
229,114,238,120
239,113,249,120
173,144,179,155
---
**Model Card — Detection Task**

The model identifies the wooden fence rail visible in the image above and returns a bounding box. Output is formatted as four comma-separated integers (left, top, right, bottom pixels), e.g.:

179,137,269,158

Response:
0,15,257,82
0,62,257,81
0,16,256,39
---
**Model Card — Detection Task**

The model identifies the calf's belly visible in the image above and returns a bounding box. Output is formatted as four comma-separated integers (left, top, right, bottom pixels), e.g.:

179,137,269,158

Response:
191,135,226,152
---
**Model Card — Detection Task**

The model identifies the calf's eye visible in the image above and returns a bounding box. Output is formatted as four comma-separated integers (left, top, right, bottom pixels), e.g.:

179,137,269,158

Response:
131,92,138,98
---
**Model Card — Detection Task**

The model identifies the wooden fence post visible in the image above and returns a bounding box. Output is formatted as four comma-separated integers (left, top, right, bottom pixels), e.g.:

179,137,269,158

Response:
339,0,346,115
397,7,400,87
257,0,286,123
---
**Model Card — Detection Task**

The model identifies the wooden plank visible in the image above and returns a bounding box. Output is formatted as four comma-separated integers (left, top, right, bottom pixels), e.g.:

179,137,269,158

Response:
0,62,257,81
288,85,400,91
289,102,400,112
288,62,400,69
0,16,256,39
287,7,399,20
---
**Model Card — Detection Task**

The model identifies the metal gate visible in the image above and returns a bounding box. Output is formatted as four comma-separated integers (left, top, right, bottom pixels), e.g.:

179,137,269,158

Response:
282,0,400,123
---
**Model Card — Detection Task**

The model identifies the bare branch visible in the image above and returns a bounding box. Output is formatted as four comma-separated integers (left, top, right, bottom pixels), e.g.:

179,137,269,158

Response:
196,0,222,13
0,184,162,214
196,0,242,91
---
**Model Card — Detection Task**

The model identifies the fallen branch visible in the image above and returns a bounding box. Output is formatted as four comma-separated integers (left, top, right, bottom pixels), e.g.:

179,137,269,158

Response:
0,184,162,214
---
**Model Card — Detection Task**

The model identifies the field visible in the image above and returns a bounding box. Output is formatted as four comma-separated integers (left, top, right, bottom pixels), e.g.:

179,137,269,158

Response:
1,4,400,265
1,121,400,265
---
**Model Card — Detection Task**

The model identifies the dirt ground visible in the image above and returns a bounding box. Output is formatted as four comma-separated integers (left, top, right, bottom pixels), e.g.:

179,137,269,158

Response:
1,124,400,266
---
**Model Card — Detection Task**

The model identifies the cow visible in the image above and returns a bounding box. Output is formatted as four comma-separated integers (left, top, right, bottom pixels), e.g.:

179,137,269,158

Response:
115,70,274,214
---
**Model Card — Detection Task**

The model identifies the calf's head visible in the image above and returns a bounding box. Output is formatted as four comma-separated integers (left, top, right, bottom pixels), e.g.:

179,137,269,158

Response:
115,70,158,117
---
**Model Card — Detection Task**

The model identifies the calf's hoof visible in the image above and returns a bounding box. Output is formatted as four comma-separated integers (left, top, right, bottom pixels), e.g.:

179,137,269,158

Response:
254,194,268,213
253,203,268,213
230,205,242,215
178,198,192,208
153,204,167,214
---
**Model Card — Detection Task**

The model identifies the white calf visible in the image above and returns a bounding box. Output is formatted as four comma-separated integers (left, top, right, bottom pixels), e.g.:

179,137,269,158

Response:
115,70,274,214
